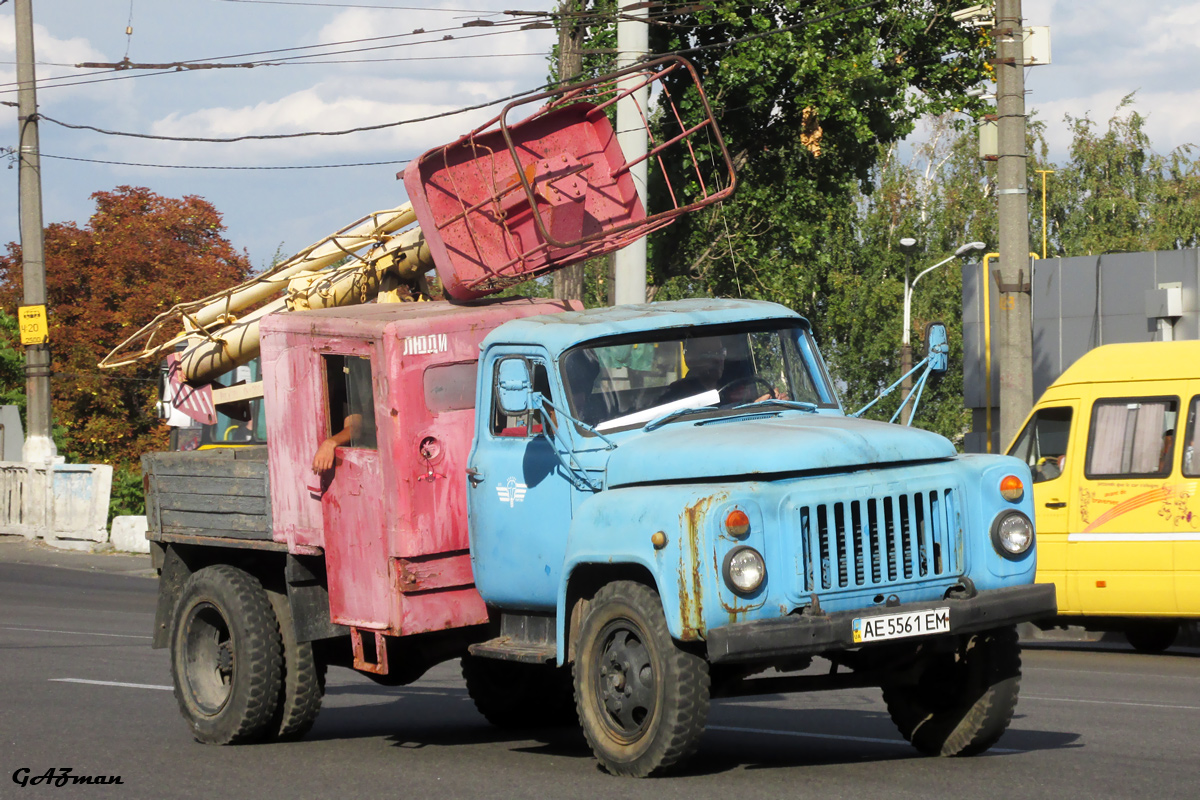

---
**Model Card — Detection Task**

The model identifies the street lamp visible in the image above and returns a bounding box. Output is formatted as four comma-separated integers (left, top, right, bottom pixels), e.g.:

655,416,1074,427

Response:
899,240,987,423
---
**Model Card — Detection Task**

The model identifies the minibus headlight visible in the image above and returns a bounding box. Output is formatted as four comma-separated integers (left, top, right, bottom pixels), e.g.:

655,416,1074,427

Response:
991,510,1034,557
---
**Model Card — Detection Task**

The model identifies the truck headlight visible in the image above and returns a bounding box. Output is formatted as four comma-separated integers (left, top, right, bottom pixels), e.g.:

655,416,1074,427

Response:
991,510,1033,557
723,546,765,594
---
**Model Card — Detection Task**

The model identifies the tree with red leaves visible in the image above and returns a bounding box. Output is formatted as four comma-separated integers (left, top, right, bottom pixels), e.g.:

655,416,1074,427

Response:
0,186,250,469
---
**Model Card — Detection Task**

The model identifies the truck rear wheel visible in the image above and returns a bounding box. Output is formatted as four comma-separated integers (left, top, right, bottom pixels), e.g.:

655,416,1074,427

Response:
170,565,283,744
462,656,575,728
882,625,1021,757
266,592,326,740
1125,621,1179,653
573,581,710,777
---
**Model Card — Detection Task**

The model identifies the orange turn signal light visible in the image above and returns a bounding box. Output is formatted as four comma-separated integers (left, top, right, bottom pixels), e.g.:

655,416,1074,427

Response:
1000,475,1024,502
725,509,751,537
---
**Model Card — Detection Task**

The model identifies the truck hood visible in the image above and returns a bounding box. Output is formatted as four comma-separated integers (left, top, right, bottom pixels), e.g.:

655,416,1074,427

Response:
603,413,956,488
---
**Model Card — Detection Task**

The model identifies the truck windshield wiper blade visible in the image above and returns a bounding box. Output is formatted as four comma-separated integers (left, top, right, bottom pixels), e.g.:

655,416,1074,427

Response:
732,399,818,412
643,405,718,432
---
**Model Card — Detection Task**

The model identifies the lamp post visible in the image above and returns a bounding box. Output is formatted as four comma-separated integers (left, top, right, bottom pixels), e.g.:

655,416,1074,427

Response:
900,241,987,423
897,238,918,424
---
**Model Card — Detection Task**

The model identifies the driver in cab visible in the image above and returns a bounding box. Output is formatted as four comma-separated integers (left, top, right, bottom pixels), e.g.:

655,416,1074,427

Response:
656,336,783,406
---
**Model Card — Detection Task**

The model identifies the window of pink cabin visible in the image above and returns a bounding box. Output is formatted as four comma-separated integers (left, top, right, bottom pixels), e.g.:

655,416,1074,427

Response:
322,354,378,449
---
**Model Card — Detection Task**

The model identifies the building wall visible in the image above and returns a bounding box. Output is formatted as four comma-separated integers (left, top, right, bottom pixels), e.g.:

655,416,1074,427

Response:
961,249,1200,453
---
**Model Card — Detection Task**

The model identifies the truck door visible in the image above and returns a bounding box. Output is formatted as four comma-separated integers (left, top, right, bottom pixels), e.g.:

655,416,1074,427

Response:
1009,401,1076,612
319,352,391,628
467,350,573,610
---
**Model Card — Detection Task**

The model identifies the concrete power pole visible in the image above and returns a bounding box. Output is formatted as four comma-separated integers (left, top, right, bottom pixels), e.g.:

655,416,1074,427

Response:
14,0,56,464
553,0,585,303
613,1,649,306
994,0,1033,448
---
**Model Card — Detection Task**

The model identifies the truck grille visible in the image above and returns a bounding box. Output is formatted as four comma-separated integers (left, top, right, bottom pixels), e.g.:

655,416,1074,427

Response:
796,489,959,592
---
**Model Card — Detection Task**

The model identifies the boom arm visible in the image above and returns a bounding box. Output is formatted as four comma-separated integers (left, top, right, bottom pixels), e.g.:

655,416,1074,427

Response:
100,56,735,389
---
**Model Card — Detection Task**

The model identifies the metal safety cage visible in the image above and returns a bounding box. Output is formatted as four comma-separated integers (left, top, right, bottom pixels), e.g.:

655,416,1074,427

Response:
404,56,737,301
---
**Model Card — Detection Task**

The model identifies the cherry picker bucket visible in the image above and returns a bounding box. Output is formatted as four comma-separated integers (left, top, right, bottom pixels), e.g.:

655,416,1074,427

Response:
405,55,736,301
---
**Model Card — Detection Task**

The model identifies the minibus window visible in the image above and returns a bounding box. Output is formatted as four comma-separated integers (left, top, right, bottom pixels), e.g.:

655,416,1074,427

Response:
1010,406,1072,483
1086,398,1178,478
1183,397,1200,477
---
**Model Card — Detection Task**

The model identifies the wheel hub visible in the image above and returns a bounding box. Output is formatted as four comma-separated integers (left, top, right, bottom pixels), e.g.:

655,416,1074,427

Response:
182,602,234,715
595,622,656,739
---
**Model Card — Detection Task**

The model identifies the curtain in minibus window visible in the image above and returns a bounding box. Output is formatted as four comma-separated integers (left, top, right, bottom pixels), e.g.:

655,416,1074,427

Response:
1088,399,1176,477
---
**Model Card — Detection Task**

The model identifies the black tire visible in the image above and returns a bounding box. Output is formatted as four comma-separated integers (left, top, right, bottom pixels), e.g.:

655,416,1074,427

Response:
882,625,1021,757
1125,621,1179,653
462,656,576,729
266,591,326,741
170,565,283,745
573,581,710,777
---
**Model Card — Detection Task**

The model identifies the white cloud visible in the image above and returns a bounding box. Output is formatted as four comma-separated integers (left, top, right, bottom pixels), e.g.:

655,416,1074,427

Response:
144,76,516,165
0,14,114,99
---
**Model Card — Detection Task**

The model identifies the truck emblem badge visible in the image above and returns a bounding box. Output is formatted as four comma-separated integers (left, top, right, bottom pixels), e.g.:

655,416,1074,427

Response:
403,333,448,356
496,478,527,507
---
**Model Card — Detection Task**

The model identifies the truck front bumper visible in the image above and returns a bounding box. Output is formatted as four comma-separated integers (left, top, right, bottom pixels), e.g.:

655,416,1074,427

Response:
705,583,1057,664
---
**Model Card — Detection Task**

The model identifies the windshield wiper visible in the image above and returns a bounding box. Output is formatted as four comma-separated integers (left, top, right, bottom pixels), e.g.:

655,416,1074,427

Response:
643,406,718,432
732,399,818,412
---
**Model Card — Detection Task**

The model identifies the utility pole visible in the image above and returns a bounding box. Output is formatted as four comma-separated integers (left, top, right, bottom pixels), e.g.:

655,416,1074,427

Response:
553,0,585,303
613,1,649,306
994,0,1032,448
14,0,56,464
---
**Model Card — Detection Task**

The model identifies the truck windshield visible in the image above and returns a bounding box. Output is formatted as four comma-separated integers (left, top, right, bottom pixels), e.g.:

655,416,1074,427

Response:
561,323,837,432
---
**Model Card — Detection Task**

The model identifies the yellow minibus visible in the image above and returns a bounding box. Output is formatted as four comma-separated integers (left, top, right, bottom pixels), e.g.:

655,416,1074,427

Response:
1007,341,1199,651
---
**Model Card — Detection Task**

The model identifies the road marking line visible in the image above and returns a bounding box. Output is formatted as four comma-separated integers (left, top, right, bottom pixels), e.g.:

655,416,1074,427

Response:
50,678,172,691
1023,694,1200,711
708,725,1021,754
1,626,152,639
1026,666,1200,682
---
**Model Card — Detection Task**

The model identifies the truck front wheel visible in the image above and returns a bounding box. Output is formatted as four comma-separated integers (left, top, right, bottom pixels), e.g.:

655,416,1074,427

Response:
170,565,283,744
573,581,710,777
882,625,1021,757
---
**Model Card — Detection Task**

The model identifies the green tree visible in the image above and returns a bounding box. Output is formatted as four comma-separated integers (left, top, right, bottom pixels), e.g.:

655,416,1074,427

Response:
820,118,996,441
638,0,991,305
550,3,994,440
1047,96,1200,256
0,310,25,414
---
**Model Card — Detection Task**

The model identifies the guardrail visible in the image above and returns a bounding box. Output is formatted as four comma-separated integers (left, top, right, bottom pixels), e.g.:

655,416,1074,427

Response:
0,462,113,548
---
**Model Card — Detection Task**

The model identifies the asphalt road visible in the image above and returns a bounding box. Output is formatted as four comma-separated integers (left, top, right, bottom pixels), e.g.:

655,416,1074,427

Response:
2,538,1198,799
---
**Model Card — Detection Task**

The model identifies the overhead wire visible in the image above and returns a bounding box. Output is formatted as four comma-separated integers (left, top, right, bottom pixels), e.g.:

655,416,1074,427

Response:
0,0,711,92
123,0,136,60
16,0,896,171
215,0,516,12
32,151,412,170
0,12,550,93
32,78,556,142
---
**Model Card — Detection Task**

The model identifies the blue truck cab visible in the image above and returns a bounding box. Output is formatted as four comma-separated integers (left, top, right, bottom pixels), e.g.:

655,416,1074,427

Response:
463,298,1055,777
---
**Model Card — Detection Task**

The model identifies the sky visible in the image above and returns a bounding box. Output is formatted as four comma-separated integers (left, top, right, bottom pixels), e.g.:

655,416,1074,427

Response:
1,1,1199,271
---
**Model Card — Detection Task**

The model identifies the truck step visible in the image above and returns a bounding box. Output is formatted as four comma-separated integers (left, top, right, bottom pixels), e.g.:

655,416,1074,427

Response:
467,637,556,665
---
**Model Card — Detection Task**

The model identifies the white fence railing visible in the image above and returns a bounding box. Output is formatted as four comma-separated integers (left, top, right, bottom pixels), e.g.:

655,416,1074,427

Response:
0,462,113,545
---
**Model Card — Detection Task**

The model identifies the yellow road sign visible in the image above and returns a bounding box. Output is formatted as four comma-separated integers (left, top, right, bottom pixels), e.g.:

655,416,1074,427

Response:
18,305,48,345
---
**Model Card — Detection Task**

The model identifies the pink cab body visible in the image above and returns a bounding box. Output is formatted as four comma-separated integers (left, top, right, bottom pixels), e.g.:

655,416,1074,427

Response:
259,298,578,642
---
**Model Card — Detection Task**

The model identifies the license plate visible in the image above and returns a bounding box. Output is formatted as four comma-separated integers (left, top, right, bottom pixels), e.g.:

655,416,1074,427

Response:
852,607,951,644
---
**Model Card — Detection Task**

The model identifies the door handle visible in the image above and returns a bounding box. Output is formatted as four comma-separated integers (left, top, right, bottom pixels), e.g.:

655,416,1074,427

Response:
466,468,484,487
1044,501,1066,509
